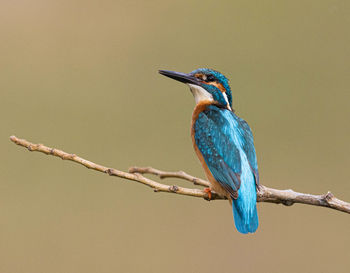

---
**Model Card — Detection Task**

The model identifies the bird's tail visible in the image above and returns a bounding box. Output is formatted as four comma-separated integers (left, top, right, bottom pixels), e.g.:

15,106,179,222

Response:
232,196,259,234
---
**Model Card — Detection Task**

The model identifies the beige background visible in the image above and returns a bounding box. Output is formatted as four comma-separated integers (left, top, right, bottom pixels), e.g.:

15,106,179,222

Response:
1,1,350,272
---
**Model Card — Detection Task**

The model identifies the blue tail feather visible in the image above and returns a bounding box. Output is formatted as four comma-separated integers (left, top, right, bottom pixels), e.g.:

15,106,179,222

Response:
232,200,259,234
231,149,259,234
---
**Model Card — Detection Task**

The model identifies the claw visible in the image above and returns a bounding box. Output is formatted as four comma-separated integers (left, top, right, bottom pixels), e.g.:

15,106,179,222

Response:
204,187,212,200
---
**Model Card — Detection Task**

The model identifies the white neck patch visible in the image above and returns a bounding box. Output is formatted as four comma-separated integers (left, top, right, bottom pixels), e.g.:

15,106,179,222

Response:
188,84,213,104
222,92,232,111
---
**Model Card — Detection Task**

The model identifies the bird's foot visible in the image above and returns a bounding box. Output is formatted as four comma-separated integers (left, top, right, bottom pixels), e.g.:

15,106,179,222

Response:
204,188,212,200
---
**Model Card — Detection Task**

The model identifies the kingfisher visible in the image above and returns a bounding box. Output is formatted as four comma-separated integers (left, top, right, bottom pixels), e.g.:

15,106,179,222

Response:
159,68,259,234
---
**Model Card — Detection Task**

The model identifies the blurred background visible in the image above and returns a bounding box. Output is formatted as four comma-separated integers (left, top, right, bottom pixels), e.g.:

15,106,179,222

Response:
1,0,350,272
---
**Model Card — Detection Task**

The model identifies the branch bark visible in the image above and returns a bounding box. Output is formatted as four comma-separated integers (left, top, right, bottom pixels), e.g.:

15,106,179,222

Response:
10,135,350,214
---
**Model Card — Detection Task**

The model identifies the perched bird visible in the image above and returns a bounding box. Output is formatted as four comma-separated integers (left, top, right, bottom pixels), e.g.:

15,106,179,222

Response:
159,68,259,234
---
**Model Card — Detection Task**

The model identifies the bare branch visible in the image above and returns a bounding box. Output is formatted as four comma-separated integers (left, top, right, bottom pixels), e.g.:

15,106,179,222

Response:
10,136,350,214
256,185,350,214
9,136,221,200
128,166,350,214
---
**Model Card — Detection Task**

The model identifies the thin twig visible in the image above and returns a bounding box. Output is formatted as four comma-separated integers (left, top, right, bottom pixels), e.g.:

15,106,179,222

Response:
129,166,210,187
10,135,350,214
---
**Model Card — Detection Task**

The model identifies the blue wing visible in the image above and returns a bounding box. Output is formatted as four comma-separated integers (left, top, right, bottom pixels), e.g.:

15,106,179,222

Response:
194,105,259,197
235,116,259,185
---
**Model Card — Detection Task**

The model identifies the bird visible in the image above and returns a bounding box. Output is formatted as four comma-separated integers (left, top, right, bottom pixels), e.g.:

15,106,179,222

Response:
159,68,259,234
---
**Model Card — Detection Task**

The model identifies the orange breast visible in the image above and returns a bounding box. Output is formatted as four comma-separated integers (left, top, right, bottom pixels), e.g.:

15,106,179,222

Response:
190,101,231,199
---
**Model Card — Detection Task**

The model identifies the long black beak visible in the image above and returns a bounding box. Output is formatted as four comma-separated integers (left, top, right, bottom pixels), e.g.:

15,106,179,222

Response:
159,70,200,85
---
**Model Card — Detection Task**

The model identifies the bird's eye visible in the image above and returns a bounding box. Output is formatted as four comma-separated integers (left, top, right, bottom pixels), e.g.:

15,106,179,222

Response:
206,75,215,82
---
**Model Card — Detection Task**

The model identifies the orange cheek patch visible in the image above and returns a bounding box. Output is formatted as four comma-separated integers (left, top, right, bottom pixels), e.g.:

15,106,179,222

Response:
209,82,226,92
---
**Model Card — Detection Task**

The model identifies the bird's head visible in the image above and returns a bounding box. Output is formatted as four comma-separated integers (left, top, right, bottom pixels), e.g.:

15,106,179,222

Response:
159,68,232,110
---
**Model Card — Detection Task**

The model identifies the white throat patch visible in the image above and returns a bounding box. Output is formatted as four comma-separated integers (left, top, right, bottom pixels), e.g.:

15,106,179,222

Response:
188,84,213,104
